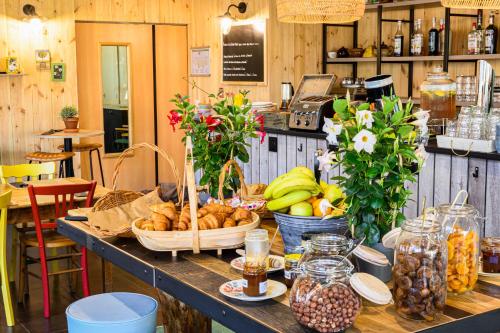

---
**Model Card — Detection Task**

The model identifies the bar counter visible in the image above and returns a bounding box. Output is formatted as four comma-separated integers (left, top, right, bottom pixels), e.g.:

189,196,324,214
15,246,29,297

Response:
57,218,500,333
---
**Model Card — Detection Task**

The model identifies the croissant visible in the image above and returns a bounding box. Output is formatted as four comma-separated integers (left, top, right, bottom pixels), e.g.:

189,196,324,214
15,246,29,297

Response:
223,218,236,228
150,203,177,221
199,213,221,230
237,219,253,226
151,212,171,231
178,204,191,231
232,208,252,221
197,203,234,217
141,220,155,231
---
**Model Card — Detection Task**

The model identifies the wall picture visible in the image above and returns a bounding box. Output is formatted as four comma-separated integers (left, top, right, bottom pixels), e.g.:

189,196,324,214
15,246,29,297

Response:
190,47,210,77
51,63,65,82
35,49,51,70
0,57,20,74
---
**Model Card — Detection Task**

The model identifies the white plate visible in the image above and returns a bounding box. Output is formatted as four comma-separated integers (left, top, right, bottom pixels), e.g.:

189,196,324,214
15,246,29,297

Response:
230,255,285,273
219,279,287,302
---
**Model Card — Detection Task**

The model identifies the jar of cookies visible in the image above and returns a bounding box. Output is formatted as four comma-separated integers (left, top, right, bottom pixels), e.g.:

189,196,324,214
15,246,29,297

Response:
393,217,447,321
437,203,481,294
290,256,361,333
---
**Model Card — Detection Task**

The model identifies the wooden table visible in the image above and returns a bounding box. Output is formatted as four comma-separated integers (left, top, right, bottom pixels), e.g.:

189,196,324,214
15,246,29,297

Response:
56,218,500,333
35,129,104,177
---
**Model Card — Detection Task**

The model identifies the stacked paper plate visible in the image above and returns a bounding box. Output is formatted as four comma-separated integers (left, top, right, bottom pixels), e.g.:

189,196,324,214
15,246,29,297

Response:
251,102,276,112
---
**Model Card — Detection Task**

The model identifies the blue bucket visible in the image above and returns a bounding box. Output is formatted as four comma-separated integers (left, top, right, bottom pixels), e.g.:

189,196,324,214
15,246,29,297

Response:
66,292,158,333
273,213,348,253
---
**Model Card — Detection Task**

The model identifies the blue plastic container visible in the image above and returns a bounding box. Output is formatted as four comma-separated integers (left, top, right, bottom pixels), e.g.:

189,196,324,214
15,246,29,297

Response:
66,292,158,333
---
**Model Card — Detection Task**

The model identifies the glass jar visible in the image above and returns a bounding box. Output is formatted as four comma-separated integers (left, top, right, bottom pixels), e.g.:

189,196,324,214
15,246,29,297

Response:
299,233,358,266
481,237,500,273
290,257,361,332
284,254,301,288
243,229,269,297
486,109,500,140
393,217,447,321
420,66,457,123
437,204,481,294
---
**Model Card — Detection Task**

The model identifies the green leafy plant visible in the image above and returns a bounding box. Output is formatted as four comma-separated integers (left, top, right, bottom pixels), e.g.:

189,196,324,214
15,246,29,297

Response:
60,105,78,119
170,91,264,198
320,95,428,244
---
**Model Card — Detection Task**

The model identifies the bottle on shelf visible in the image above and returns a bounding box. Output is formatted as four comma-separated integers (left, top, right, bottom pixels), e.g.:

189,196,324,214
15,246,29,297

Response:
477,10,485,54
394,20,404,57
468,22,478,55
428,17,439,56
412,18,423,56
485,11,498,54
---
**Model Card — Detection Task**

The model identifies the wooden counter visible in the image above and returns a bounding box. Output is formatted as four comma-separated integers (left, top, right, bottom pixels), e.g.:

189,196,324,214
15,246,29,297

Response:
57,218,500,333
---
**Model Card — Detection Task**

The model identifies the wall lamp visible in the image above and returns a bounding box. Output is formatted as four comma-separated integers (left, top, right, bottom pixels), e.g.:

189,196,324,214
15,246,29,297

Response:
219,2,247,35
22,4,44,27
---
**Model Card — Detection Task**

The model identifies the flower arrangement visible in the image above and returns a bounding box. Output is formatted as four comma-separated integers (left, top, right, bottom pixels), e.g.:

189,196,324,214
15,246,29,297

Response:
170,91,265,198
320,95,428,245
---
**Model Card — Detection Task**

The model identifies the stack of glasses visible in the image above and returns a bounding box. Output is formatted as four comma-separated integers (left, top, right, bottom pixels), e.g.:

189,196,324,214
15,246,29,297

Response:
456,75,477,103
447,106,500,141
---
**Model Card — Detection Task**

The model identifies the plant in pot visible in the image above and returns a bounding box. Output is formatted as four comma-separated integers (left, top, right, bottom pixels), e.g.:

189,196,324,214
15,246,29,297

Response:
320,95,429,281
169,90,265,198
60,105,79,133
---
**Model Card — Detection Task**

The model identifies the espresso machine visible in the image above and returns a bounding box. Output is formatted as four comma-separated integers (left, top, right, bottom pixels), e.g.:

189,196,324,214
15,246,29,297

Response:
280,82,294,110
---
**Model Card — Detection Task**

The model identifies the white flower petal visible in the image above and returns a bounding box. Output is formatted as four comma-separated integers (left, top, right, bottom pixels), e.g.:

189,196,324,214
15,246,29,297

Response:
352,129,377,154
319,199,334,216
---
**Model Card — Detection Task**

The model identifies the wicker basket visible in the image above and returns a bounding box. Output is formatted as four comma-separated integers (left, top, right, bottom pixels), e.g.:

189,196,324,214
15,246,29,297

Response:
276,0,365,24
441,0,500,9
218,159,270,218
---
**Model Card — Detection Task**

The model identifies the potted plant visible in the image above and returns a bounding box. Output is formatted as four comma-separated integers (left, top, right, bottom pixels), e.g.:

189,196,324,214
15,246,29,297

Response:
60,105,79,133
169,90,265,198
320,95,428,280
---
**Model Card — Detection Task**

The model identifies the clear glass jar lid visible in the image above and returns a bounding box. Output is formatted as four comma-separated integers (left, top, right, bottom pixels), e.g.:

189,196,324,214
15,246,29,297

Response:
402,217,442,233
310,233,349,253
436,203,479,217
303,256,354,278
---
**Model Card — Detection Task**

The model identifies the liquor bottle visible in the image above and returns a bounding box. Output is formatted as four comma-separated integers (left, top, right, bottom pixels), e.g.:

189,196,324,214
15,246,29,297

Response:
468,22,478,55
477,10,484,53
428,17,439,55
485,12,498,54
438,18,444,55
394,20,404,56
412,19,424,56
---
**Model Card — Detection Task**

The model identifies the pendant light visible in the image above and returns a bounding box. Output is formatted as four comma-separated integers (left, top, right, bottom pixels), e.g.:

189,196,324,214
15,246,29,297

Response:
441,0,500,9
276,0,365,24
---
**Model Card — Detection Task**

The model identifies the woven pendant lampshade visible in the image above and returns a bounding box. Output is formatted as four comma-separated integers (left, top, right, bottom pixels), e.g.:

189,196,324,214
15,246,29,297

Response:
441,0,500,8
276,0,365,24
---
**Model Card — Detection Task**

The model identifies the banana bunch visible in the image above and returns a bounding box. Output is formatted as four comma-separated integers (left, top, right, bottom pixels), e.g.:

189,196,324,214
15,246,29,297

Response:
265,167,322,212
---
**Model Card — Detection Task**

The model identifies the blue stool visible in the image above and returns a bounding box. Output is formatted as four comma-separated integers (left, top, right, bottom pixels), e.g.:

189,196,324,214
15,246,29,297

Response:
66,292,158,333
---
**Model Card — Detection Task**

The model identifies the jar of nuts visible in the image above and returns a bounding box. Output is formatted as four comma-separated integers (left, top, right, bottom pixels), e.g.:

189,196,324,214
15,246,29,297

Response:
393,217,447,321
437,203,481,294
290,256,361,333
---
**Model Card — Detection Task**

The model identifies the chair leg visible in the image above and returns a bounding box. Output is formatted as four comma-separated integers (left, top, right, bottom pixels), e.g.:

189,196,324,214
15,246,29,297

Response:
89,150,94,181
17,242,26,304
50,248,59,277
9,228,17,283
59,161,64,178
39,247,51,318
1,224,15,326
81,247,90,297
96,148,105,187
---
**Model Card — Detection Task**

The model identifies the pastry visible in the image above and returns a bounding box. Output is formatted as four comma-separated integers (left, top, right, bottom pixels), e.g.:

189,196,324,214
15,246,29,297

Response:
151,212,171,231
223,218,236,228
178,204,191,231
141,220,155,231
197,203,234,217
150,202,177,221
198,213,221,230
237,219,253,226
231,207,252,221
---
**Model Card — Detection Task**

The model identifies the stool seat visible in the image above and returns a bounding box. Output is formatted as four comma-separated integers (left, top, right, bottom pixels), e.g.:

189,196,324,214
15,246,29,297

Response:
25,152,75,162
66,292,158,333
22,230,76,249
57,143,103,153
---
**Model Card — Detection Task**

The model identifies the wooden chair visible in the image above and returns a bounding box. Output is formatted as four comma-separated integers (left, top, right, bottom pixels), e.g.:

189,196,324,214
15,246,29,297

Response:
58,143,105,186
0,162,57,284
0,191,15,326
20,181,97,318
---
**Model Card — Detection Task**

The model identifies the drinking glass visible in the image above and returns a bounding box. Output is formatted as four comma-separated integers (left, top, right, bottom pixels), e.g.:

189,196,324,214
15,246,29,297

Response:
446,120,457,137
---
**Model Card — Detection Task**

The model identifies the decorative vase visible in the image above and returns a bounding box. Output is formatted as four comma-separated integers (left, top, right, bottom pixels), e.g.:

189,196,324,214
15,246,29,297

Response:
63,117,79,133
354,242,394,283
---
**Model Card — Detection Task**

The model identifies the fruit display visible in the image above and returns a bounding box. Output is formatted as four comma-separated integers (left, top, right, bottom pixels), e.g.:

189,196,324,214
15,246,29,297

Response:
265,167,345,218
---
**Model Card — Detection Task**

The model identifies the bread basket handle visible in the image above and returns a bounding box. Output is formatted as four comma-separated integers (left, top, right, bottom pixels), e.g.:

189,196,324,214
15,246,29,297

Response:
111,143,182,202
217,159,248,201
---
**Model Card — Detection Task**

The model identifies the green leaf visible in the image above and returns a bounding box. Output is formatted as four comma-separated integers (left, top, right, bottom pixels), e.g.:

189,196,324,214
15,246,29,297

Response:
367,224,381,245
366,167,379,178
357,103,370,111
370,197,384,209
397,125,414,138
333,99,350,120
391,109,404,124
362,211,375,223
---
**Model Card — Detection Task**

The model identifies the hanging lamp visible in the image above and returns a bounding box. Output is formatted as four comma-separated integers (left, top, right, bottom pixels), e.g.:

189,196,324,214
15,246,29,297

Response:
441,0,500,9
276,0,365,24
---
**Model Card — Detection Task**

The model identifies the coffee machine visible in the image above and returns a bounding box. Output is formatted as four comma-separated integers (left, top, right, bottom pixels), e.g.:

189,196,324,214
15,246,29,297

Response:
280,82,294,110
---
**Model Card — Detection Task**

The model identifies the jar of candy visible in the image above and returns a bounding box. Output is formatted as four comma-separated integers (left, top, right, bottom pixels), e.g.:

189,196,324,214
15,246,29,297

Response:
437,203,481,294
393,217,447,321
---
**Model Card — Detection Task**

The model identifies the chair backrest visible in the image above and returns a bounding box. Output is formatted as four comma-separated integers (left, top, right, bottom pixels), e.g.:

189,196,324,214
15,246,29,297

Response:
0,191,12,228
28,181,97,235
0,162,57,184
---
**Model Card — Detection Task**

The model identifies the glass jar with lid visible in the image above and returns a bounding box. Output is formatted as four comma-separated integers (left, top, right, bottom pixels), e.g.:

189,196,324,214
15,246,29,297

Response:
420,66,457,122
290,257,361,332
243,229,269,297
437,203,481,294
299,233,359,266
393,217,447,321
481,237,500,273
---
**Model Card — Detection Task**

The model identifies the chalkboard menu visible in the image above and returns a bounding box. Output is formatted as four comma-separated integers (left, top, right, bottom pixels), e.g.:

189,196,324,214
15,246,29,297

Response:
222,23,265,83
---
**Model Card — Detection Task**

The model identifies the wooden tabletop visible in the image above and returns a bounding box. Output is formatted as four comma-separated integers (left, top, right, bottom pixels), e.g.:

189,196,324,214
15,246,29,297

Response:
34,129,104,139
56,218,500,333
0,178,110,209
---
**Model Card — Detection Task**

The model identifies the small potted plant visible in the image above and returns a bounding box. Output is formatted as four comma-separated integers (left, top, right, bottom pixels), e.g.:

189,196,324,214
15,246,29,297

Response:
60,105,79,132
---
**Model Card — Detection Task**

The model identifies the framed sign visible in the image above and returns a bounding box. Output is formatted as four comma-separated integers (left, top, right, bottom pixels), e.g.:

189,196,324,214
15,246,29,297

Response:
222,21,266,84
190,47,210,77
51,63,65,82
35,49,51,70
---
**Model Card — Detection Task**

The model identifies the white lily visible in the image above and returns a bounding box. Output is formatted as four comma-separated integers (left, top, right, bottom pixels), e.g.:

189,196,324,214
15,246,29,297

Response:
356,110,374,129
353,129,377,154
322,117,343,145
413,109,430,120
317,150,336,173
415,143,429,166
410,118,429,128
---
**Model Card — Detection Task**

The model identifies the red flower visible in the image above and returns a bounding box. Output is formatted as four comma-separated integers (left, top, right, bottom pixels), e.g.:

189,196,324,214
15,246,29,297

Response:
256,130,266,144
255,114,265,131
167,110,182,131
205,115,221,132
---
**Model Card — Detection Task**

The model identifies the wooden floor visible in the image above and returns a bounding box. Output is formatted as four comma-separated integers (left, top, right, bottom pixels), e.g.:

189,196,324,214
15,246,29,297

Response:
0,251,160,333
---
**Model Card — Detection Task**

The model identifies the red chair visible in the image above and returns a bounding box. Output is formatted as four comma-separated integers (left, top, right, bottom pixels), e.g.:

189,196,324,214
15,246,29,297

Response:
20,181,97,318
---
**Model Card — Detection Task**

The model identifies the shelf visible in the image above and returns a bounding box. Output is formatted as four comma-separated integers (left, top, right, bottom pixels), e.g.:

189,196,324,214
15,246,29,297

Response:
449,54,500,61
326,57,376,63
366,0,441,10
382,55,442,62
0,73,26,77
401,97,475,107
